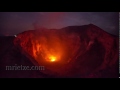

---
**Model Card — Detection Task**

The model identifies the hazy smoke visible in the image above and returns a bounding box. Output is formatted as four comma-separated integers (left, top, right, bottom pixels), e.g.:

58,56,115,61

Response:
33,12,66,29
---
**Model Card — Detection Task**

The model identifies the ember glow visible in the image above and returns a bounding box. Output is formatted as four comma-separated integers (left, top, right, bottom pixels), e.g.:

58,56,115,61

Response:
48,56,56,62
16,29,81,65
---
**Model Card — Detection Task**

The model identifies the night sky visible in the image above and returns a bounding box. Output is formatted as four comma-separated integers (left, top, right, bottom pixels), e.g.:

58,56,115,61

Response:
0,12,119,36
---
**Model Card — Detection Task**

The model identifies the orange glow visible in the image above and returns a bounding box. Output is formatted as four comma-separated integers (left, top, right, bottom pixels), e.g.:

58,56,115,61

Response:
24,29,81,64
49,56,56,62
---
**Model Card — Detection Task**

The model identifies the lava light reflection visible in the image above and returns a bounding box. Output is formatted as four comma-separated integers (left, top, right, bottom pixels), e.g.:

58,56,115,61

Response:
49,56,57,62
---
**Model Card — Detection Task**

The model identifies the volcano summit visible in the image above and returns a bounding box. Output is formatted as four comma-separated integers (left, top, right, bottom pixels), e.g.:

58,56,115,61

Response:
0,24,119,78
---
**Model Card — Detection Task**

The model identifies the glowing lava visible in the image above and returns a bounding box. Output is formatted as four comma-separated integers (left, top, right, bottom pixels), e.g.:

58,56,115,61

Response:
49,56,57,62
15,29,80,65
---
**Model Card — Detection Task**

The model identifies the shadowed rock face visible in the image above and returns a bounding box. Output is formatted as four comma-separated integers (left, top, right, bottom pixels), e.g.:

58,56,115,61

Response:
0,24,119,78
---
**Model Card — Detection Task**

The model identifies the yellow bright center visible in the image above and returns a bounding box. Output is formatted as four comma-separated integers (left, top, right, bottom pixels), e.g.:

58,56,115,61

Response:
49,56,56,62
